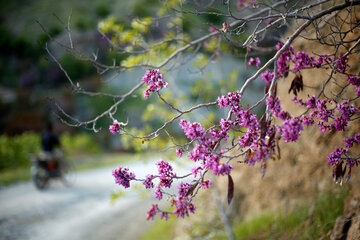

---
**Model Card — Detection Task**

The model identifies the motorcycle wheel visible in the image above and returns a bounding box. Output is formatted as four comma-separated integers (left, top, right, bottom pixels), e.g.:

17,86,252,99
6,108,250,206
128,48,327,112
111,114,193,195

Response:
60,161,75,187
32,165,49,189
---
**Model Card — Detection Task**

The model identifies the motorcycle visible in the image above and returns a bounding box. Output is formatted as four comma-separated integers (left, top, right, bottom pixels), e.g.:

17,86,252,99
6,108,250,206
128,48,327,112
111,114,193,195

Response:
30,149,74,189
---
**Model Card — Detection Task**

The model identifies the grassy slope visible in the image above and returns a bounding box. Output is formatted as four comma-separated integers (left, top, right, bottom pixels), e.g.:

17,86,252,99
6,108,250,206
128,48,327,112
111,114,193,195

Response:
139,217,177,240
140,190,348,240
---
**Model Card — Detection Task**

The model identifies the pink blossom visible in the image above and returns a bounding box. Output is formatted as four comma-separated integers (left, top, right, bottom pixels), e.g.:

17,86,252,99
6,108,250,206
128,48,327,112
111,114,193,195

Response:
305,95,317,109
109,120,120,134
160,212,169,221
143,174,154,189
188,144,209,162
276,42,293,77
335,55,349,73
142,69,168,98
179,119,206,141
112,167,136,188
178,183,191,197
248,57,261,67
300,115,314,126
217,91,242,109
261,70,274,84
176,149,183,157
191,166,202,177
172,196,195,218
292,95,304,106
156,160,175,188
280,118,303,142
327,146,348,166
200,179,212,189
146,204,158,220
213,163,233,176
154,187,163,200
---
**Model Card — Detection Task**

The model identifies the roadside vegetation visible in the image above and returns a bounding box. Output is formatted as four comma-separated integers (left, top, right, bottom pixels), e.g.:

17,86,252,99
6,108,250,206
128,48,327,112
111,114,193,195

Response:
0,132,145,186
140,190,348,240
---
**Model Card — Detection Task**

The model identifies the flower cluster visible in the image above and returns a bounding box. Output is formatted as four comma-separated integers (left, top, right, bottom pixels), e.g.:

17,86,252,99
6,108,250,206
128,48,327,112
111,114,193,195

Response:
176,149,183,157
343,133,360,148
346,75,360,97
266,96,289,121
266,84,358,170
142,69,168,98
276,42,294,77
315,99,334,122
109,120,121,135
292,95,304,106
287,94,359,170
300,96,357,134
261,70,274,84
218,92,278,165
154,187,162,200
179,119,206,141
328,135,359,182
294,94,358,132
248,57,261,67
200,179,212,189
146,204,158,220
112,167,136,188
156,160,175,188
160,212,169,220
334,100,356,131
327,147,348,166
291,52,333,73
178,183,192,197
335,55,349,73
181,121,233,175
172,196,196,218
291,51,312,73
143,174,154,189
280,118,303,142
305,95,317,109
264,42,336,79
217,91,242,109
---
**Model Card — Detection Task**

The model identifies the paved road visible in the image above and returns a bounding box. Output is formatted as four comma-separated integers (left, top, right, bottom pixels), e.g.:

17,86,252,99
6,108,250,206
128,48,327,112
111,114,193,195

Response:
0,159,180,240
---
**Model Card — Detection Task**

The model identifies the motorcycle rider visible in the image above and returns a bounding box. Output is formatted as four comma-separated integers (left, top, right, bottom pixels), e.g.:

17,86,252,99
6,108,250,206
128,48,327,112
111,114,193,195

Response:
41,122,61,168
42,122,60,152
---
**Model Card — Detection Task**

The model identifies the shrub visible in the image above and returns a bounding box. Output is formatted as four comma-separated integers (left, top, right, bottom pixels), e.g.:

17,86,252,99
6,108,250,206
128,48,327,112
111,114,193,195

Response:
0,132,40,171
60,132,100,157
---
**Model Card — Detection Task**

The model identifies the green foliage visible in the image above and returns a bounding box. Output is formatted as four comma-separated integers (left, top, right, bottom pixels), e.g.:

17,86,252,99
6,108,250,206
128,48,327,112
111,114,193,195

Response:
132,2,151,18
0,25,12,55
60,53,94,79
96,3,111,18
0,132,101,171
60,133,100,157
0,132,41,171
232,190,348,240
202,9,224,25
302,190,348,239
75,17,94,31
139,215,177,240
0,168,31,185
233,213,279,239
